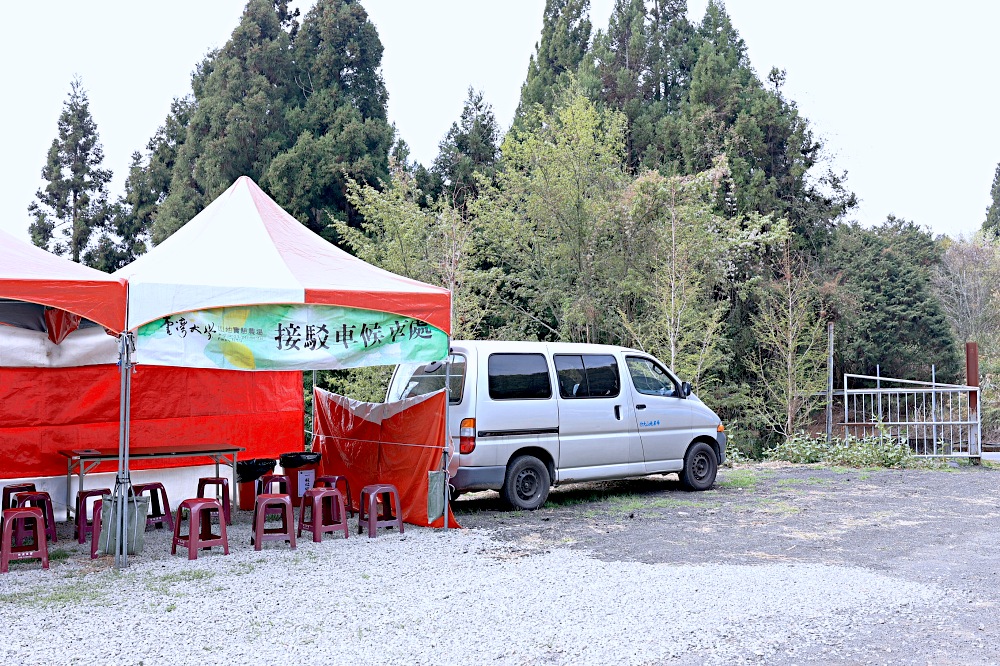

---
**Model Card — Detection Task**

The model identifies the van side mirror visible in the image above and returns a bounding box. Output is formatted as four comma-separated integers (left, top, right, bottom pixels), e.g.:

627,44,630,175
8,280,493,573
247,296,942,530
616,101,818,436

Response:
681,381,692,397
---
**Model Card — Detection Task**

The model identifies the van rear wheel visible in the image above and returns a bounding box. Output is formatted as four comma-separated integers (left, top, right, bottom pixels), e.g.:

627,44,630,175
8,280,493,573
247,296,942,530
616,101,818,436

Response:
502,455,550,510
680,442,717,491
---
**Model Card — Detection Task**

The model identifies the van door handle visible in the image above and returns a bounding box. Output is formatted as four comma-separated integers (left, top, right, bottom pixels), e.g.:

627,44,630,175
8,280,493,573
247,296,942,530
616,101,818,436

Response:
636,404,646,410
614,405,621,420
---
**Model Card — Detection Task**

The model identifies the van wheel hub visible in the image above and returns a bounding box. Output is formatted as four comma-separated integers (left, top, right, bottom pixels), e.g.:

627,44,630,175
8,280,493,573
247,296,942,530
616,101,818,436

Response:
516,469,538,498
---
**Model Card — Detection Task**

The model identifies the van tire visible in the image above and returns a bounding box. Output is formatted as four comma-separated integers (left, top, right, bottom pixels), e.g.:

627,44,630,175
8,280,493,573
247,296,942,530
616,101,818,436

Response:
680,442,717,491
502,456,550,510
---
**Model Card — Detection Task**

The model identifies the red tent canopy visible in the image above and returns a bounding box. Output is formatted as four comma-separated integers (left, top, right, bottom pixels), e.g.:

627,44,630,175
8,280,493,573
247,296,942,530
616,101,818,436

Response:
0,229,127,333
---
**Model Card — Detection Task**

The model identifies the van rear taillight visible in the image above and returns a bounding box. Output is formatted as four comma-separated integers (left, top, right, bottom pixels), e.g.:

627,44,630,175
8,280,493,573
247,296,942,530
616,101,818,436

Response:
459,418,476,454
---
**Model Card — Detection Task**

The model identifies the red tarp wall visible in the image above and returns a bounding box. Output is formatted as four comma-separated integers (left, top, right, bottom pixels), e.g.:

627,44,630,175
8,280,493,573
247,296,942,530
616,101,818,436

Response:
312,388,459,528
0,365,303,479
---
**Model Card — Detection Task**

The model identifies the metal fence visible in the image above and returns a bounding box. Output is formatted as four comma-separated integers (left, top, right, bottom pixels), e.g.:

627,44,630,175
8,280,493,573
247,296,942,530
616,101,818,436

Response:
841,373,981,458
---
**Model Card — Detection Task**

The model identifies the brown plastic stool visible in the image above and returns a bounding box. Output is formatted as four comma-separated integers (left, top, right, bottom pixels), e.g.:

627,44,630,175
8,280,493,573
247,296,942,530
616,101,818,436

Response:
75,488,111,544
358,484,404,538
14,491,56,543
252,494,296,551
298,487,349,542
171,498,229,560
196,477,231,525
133,483,173,531
2,483,35,510
1,507,49,573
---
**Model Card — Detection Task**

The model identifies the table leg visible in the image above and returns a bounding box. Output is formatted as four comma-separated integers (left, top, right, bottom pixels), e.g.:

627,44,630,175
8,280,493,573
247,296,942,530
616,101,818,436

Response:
232,453,239,513
66,458,73,523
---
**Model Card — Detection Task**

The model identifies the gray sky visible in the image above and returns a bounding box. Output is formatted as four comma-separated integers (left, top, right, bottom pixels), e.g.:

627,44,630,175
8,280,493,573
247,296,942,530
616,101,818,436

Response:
2,1,997,245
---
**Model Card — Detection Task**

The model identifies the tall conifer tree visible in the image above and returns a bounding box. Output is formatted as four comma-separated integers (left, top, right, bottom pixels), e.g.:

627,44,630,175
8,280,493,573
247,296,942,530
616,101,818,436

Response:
28,77,112,264
984,162,1000,234
515,0,593,125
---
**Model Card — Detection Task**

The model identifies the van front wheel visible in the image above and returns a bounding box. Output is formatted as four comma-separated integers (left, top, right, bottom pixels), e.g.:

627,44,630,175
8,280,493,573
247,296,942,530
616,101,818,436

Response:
680,442,718,491
502,456,550,510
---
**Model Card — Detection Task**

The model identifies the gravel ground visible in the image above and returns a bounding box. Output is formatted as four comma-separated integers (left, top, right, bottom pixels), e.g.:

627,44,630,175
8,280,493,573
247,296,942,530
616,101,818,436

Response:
1,463,998,665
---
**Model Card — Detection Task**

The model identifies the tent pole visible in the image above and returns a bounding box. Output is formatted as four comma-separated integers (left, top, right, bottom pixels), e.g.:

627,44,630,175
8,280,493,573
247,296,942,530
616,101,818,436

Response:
114,333,135,569
443,339,452,531
310,370,316,449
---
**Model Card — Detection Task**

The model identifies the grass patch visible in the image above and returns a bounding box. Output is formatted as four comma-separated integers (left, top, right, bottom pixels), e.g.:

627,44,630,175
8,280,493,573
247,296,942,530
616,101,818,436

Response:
767,432,915,468
48,547,72,562
1,582,104,607
717,469,758,489
146,569,215,596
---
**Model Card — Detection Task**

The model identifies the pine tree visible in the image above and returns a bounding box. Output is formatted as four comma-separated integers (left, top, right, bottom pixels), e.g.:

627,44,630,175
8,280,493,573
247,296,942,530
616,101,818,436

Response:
28,77,112,264
984,163,1000,234
432,88,500,209
515,0,593,125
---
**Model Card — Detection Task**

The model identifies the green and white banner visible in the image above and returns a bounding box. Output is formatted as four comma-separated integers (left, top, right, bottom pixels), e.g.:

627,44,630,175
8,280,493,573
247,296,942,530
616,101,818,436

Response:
136,304,448,371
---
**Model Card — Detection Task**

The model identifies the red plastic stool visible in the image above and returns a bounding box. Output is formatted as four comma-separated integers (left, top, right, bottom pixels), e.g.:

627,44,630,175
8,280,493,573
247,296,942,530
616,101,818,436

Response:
252,494,296,551
196,477,231,525
1,507,49,573
14,491,56,543
133,483,173,531
171,498,229,560
253,475,291,524
2,483,36,510
298,487,349,542
316,475,355,514
358,484,404,538
90,499,104,559
75,488,111,544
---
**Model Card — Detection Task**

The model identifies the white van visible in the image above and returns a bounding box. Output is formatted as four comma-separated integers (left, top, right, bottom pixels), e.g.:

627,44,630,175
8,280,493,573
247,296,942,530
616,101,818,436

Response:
387,341,726,510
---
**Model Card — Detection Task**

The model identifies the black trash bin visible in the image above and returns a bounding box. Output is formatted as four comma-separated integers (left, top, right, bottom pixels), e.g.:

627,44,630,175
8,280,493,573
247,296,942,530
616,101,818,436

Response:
237,458,277,510
279,452,323,507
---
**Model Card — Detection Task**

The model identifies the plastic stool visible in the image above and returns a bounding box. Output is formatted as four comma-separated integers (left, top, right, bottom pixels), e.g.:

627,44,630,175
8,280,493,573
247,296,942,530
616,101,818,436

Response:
259,474,290,495
90,499,103,559
196,477,231,525
252,494,296,551
2,483,36,510
1,507,49,573
133,483,173,531
316,475,354,514
298,487,349,542
358,484,404,538
253,475,291,525
75,488,111,544
171,498,229,560
14,491,57,543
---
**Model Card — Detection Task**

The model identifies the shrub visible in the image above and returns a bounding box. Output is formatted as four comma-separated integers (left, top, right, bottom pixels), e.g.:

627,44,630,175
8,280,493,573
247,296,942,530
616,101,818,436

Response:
766,431,915,468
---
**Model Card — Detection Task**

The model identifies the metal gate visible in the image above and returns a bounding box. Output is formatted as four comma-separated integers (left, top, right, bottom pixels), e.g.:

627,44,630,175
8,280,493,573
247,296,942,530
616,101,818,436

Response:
841,373,981,459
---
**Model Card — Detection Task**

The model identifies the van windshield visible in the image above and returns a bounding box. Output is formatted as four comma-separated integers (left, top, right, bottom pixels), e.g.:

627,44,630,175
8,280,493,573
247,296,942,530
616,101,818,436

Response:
387,354,466,404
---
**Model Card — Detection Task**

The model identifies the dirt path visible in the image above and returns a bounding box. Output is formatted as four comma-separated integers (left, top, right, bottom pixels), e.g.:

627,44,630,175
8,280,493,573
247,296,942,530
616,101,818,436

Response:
454,463,1000,664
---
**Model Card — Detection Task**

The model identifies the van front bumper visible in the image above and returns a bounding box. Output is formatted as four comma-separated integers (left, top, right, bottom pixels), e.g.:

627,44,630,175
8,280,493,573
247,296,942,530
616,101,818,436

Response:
453,465,506,492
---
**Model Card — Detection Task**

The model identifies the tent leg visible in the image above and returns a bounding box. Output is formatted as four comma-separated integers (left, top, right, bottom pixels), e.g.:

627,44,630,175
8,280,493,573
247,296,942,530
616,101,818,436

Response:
114,333,135,569
443,341,452,531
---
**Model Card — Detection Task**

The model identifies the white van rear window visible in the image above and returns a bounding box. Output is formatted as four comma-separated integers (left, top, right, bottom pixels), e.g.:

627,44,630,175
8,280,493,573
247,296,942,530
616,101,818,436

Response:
387,354,466,404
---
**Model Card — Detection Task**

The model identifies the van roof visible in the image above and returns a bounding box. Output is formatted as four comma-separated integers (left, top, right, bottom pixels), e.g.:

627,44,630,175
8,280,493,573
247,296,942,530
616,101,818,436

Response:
451,340,646,355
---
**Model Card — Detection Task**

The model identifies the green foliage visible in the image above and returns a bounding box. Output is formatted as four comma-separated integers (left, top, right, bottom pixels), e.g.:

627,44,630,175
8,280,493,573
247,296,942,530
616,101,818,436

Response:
618,158,787,388
28,77,112,265
146,0,393,243
748,244,828,438
827,217,960,381
767,431,915,468
515,0,593,125
984,163,1000,235
431,88,500,209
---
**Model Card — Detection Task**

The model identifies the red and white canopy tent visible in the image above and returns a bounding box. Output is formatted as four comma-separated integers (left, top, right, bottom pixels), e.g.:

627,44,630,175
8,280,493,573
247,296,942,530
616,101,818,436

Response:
109,176,452,565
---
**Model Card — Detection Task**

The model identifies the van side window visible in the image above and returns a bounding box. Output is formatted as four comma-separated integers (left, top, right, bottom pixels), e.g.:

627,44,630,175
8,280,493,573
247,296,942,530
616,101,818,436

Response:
626,356,679,397
488,353,552,400
554,354,620,398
